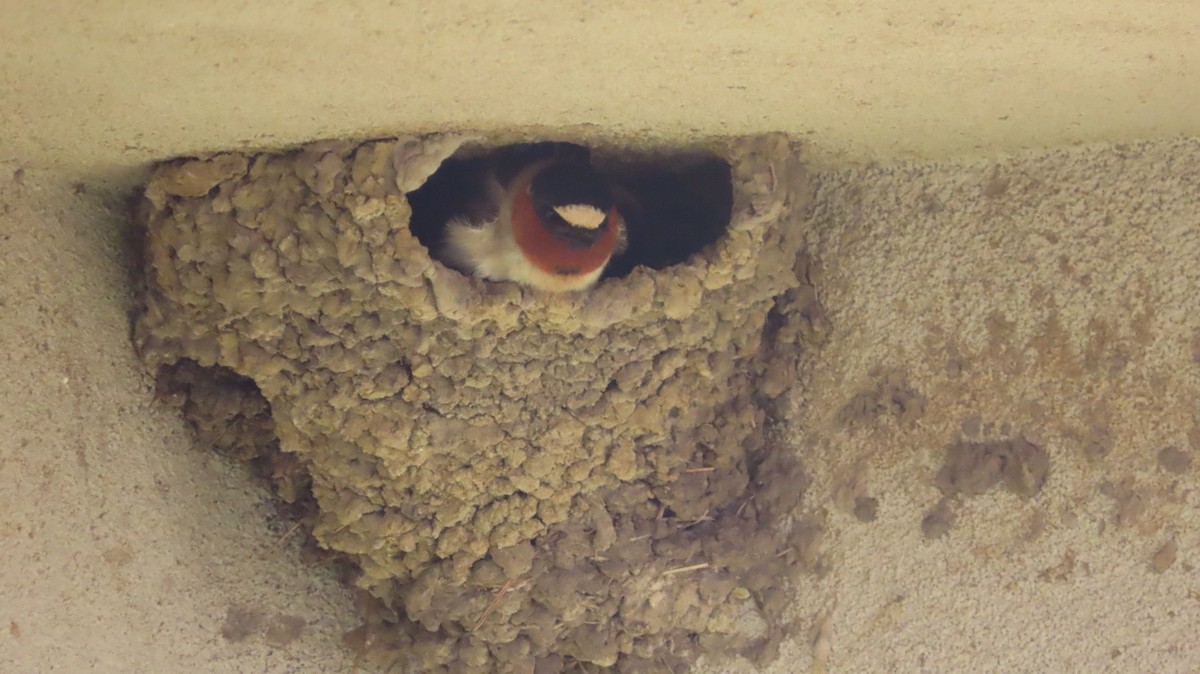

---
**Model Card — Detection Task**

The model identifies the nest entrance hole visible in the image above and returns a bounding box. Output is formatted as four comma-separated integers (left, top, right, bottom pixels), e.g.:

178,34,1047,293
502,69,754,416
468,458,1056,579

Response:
406,141,733,281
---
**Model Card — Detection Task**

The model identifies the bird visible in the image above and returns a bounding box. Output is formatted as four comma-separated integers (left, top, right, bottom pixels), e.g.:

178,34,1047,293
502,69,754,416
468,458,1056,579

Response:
437,142,628,292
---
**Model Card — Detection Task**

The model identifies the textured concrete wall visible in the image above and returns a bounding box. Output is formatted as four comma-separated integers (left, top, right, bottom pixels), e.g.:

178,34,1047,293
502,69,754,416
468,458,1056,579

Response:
2,2,1198,673
2,1,1198,183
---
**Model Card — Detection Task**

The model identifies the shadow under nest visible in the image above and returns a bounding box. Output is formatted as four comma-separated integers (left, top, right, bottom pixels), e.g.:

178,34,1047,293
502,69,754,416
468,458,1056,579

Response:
134,133,827,673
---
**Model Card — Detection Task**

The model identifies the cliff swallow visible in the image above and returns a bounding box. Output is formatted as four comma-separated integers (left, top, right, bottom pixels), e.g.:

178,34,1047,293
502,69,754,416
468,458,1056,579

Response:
439,143,627,292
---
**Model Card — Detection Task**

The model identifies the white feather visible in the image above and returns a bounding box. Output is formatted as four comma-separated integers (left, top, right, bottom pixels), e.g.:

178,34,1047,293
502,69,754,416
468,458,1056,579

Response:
441,216,525,281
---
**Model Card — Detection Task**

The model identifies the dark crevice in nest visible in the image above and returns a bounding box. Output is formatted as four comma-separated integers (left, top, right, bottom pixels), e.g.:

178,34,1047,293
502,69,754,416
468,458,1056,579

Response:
406,142,733,281
153,359,356,580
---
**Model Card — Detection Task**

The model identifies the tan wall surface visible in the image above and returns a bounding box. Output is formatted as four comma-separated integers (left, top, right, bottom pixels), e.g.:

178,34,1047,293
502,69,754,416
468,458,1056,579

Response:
2,2,1199,673
2,1,1198,184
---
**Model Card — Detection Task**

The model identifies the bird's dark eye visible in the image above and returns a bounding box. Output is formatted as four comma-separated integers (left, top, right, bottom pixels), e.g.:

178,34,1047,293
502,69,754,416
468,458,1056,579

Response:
536,205,563,227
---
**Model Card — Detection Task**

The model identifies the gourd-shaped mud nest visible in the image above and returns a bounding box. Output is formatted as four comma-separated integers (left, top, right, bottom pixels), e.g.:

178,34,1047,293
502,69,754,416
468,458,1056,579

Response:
134,133,829,673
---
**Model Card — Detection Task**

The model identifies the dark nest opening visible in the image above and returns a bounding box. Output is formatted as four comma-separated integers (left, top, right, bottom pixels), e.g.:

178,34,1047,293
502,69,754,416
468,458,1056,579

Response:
406,142,733,282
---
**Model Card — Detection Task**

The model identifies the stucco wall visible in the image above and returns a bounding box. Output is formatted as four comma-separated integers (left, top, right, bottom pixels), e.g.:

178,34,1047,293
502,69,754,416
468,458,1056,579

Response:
2,1,1198,183
2,2,1198,673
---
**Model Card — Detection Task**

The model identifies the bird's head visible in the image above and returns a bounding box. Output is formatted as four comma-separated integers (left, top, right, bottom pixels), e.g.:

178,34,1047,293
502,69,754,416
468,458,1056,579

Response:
510,161,621,280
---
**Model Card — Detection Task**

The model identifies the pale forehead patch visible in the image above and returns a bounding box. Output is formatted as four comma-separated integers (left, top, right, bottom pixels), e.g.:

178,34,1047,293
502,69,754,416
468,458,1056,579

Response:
553,204,607,230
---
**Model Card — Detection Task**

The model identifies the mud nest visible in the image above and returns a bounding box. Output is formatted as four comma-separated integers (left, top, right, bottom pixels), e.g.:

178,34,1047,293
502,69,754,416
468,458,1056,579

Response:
134,133,828,672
